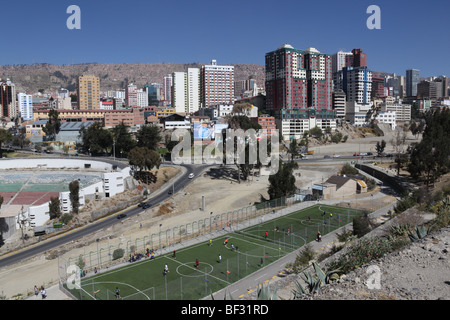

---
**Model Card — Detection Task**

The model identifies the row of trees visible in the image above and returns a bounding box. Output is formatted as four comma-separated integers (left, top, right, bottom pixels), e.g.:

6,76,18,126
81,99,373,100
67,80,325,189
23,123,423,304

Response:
78,122,161,157
408,108,450,188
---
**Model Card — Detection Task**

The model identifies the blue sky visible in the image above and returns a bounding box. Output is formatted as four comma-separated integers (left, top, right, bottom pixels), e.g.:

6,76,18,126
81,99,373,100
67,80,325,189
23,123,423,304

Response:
1,0,449,78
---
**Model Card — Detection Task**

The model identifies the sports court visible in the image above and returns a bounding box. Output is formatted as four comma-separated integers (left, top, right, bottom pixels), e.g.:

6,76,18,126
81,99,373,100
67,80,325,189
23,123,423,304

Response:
0,172,103,207
66,203,361,300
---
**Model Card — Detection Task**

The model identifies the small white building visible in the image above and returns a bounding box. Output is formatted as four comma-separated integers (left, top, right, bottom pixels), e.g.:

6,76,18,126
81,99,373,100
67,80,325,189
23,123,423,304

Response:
277,116,337,140
345,101,374,127
376,111,397,130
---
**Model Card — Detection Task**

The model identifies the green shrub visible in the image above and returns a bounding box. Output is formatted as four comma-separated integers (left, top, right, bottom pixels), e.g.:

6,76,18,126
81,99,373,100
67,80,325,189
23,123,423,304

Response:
112,248,125,260
327,237,403,273
352,212,372,238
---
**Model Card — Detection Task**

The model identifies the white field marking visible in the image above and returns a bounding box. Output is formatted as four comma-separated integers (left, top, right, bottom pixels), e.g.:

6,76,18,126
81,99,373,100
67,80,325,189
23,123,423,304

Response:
84,281,151,300
175,261,214,277
167,256,230,284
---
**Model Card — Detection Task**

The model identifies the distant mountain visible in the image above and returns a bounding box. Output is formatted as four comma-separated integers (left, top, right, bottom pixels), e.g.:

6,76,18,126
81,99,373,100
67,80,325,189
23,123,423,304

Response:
0,62,265,94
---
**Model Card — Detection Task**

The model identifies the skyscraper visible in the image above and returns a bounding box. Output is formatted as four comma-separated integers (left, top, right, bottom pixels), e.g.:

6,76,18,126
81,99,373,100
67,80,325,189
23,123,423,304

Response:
265,44,332,112
346,49,367,68
0,79,17,119
17,93,33,121
77,75,100,110
406,69,420,97
332,51,352,74
200,60,234,108
342,66,372,104
163,74,173,106
171,68,200,114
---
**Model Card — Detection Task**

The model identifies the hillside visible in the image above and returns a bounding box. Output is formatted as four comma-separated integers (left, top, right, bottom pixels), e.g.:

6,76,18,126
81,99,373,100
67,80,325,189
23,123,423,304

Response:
0,62,265,93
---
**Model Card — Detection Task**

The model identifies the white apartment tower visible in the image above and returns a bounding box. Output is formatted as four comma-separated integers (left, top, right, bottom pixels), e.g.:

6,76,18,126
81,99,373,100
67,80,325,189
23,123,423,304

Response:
172,72,188,113
17,93,33,121
187,68,200,113
200,60,234,108
172,69,201,114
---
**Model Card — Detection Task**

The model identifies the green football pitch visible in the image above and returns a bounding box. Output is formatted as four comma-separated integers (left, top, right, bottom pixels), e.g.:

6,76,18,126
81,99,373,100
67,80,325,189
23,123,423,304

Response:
66,204,361,300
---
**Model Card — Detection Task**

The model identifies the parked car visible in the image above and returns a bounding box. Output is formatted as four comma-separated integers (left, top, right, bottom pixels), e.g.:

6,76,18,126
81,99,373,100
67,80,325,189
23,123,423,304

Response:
333,154,341,158
324,155,331,159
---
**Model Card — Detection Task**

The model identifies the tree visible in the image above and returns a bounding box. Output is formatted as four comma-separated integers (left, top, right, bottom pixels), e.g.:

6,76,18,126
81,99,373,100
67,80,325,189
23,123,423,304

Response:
128,146,162,183
268,161,298,200
390,129,407,176
48,196,62,220
136,124,162,151
78,122,112,154
309,126,323,139
223,116,262,184
111,122,136,158
0,128,12,158
42,109,61,141
69,180,80,214
408,108,450,187
288,138,298,161
375,139,386,156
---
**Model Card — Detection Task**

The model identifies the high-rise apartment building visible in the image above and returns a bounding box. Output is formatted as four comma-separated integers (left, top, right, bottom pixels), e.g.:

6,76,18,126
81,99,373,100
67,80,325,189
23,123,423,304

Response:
234,76,258,97
17,93,33,121
200,60,234,108
371,75,385,98
163,74,173,105
187,68,200,113
77,75,100,110
265,44,332,112
342,66,372,104
171,69,201,114
332,51,352,74
406,69,420,97
346,49,367,68
126,84,148,107
0,79,17,118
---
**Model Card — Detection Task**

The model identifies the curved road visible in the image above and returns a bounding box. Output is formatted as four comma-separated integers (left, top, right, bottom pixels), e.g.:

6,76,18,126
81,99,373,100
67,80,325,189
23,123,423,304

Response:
0,162,210,269
0,154,389,269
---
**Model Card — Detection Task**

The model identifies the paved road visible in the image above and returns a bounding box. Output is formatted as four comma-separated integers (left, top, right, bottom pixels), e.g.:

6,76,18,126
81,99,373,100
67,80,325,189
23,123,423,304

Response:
0,162,211,269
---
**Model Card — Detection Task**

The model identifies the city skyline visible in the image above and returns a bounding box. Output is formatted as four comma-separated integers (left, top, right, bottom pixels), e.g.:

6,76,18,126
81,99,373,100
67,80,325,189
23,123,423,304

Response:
0,0,449,78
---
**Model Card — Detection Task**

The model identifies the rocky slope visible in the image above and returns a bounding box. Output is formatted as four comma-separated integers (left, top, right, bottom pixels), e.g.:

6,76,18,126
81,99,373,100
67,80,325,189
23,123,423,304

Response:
0,62,265,93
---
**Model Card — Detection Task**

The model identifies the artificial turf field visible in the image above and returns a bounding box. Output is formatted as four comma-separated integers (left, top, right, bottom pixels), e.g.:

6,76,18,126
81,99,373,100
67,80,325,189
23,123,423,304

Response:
67,204,362,300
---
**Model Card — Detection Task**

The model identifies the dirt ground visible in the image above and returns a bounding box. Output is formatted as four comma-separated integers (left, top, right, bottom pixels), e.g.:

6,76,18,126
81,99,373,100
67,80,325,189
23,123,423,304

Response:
0,128,411,299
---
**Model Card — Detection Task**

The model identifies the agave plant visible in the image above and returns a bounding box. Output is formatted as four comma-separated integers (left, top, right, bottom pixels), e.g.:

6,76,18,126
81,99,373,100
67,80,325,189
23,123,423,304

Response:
293,262,342,296
390,224,412,237
256,283,278,300
408,224,433,242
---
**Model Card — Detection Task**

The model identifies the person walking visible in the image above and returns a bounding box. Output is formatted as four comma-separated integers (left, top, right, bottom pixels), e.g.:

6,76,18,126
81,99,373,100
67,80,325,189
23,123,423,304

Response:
115,287,120,299
195,258,199,268
34,285,39,299
40,286,47,299
218,254,222,263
